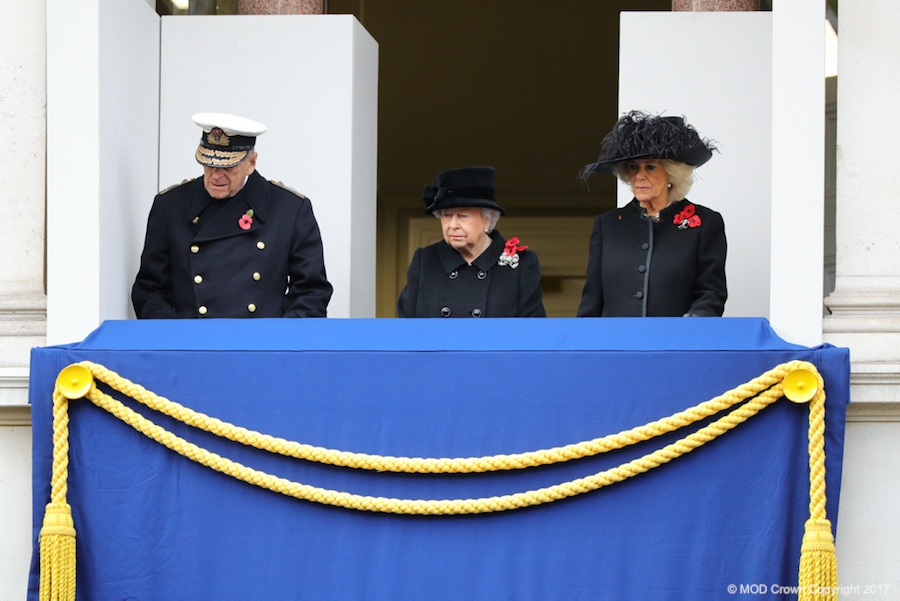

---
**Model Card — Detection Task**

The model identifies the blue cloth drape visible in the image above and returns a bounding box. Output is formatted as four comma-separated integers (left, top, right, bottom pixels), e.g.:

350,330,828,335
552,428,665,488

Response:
28,318,849,600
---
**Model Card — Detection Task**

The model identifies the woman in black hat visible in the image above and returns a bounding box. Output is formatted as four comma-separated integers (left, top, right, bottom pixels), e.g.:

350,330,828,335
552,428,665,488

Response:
397,166,546,318
577,111,727,317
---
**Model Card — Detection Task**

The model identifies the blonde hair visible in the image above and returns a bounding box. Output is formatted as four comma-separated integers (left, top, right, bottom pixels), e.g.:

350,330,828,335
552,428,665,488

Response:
614,159,696,202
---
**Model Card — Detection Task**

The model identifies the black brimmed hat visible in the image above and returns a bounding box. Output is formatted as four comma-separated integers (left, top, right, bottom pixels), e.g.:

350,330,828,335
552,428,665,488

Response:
193,113,267,168
580,110,717,178
422,166,506,215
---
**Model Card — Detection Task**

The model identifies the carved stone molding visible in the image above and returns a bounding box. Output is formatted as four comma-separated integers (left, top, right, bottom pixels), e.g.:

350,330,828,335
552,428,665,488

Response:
0,296,45,409
0,294,47,339
822,287,900,418
850,362,900,384
847,400,900,423
0,406,31,427
823,288,900,368
0,294,47,320
843,361,900,421
823,317,900,334
0,367,30,410
825,288,900,319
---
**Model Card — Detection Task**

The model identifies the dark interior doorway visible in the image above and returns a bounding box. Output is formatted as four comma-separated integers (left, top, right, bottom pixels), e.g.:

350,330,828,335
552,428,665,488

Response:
328,0,671,315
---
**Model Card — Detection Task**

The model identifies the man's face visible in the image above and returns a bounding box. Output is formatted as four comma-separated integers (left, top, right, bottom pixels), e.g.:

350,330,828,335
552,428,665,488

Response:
202,152,257,199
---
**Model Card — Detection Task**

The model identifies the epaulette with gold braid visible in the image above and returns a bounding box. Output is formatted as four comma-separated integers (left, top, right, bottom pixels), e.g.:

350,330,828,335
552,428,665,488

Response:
270,180,308,199
158,178,195,195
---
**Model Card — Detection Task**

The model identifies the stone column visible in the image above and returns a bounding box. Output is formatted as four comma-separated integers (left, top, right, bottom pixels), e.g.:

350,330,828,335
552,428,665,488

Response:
672,0,759,10
235,0,324,14
824,0,900,402
0,0,46,404
0,1,45,596
824,0,900,589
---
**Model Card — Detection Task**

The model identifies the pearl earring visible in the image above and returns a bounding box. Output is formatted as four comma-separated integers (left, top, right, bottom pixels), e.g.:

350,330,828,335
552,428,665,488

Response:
667,183,673,188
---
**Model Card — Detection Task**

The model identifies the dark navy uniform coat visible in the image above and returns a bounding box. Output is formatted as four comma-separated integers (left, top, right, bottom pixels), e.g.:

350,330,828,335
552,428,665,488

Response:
577,198,727,317
397,231,546,318
132,171,333,318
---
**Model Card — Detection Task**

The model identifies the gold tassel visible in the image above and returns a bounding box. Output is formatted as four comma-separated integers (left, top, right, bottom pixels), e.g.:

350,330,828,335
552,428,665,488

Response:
786,366,838,601
39,502,76,601
798,518,838,601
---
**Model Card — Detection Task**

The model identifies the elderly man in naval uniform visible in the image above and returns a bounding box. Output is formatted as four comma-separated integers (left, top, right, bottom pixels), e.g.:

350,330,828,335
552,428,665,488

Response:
132,113,333,318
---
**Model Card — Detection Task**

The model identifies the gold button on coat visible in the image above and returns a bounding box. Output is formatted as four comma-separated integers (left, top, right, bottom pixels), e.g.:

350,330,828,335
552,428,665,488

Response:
194,275,203,284
198,306,208,315
253,272,261,281
257,241,265,250
191,245,199,253
248,304,256,313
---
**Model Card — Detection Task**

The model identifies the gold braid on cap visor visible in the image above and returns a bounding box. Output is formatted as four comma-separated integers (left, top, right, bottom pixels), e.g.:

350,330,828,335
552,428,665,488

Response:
196,145,249,168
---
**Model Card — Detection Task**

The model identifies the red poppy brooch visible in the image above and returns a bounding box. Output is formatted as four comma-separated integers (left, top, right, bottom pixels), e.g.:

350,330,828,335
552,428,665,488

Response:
239,209,254,230
674,204,702,230
498,237,527,269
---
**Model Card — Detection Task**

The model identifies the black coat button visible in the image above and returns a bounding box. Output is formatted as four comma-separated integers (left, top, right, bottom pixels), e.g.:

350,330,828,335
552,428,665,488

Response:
472,309,482,317
449,271,458,279
441,307,451,317
477,271,486,280
641,243,649,250
638,265,646,273
635,291,644,299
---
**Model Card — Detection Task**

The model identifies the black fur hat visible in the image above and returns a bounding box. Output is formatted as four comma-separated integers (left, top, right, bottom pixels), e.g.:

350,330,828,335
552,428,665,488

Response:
421,166,506,215
580,111,717,179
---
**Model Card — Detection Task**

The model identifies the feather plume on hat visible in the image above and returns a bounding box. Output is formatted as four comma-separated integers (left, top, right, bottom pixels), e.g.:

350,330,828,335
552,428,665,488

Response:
580,110,718,180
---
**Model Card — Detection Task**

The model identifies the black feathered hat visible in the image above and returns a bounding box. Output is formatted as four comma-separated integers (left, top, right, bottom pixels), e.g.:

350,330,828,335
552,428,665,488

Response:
421,166,506,215
580,111,717,178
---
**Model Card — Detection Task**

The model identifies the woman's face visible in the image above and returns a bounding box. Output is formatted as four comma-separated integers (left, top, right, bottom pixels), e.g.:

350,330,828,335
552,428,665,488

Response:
440,207,488,259
626,159,670,213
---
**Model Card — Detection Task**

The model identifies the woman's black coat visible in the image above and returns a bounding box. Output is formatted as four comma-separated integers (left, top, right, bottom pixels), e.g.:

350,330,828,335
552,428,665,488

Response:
397,231,546,318
577,198,727,317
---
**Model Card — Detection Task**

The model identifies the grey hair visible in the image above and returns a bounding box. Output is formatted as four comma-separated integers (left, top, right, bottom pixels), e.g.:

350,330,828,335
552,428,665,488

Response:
481,208,501,232
433,207,502,233
235,149,258,167
613,159,696,202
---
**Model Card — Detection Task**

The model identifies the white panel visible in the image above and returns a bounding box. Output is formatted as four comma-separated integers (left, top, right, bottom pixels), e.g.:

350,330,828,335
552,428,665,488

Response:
619,12,772,320
47,0,160,344
349,21,379,318
46,0,101,344
770,1,825,346
159,15,378,318
0,426,33,600
836,422,900,594
99,0,161,322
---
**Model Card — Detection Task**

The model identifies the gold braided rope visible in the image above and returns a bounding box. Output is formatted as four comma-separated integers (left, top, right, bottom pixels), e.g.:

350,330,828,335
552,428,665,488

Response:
798,371,838,601
80,360,797,474
39,388,76,601
41,359,838,601
79,383,784,514
63,360,808,513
